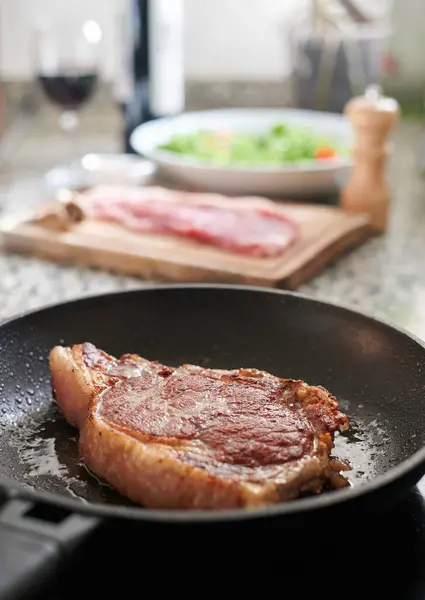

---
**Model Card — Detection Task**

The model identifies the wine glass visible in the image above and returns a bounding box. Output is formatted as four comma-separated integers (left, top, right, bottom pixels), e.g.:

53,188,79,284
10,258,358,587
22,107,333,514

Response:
35,17,102,132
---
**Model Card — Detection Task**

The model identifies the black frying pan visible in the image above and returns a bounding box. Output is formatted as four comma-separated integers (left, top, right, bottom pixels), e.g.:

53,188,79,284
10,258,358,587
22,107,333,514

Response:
1,284,425,599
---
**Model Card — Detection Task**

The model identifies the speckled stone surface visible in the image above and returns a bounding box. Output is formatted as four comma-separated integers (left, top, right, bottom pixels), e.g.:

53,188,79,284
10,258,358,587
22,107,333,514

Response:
0,102,425,340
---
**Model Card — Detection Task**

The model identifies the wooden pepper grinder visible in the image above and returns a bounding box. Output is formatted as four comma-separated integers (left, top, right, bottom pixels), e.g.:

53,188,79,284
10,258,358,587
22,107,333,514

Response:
340,85,400,231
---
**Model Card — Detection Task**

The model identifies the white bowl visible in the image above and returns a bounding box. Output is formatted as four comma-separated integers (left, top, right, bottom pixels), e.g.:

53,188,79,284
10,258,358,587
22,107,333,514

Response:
130,108,353,197
44,154,156,191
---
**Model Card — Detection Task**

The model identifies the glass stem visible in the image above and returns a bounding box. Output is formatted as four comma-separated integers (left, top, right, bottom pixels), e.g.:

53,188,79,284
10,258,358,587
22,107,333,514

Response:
59,110,79,164
59,110,78,132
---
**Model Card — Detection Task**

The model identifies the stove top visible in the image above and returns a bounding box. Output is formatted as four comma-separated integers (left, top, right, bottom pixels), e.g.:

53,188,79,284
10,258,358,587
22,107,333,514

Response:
40,483,425,600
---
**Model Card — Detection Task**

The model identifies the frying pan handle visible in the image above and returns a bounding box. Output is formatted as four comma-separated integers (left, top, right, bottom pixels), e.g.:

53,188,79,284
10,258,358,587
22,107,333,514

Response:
0,497,99,600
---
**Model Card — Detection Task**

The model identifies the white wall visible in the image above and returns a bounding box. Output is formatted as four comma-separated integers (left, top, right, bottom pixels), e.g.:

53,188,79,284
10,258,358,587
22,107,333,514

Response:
184,0,308,79
0,0,309,81
0,0,395,82
0,0,119,80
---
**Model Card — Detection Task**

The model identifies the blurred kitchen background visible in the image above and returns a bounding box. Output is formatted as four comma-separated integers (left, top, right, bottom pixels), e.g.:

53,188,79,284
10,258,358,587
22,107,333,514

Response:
0,0,425,335
1,0,424,163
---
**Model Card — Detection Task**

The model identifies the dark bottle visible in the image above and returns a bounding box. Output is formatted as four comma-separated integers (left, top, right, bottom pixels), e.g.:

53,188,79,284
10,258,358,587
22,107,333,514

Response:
113,0,185,153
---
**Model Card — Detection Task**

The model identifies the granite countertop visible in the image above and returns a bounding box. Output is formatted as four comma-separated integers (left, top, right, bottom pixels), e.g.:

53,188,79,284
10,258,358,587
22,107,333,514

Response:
0,93,425,340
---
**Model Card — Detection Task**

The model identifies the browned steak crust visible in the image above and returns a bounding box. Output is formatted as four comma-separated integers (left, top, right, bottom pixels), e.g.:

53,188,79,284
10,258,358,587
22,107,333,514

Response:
50,343,349,510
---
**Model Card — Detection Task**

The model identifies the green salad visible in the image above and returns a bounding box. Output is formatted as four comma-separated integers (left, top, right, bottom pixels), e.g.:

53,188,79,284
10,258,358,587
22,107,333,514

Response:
157,123,343,166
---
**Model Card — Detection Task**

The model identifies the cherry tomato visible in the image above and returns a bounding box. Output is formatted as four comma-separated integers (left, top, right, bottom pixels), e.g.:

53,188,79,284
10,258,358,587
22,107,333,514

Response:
314,146,336,159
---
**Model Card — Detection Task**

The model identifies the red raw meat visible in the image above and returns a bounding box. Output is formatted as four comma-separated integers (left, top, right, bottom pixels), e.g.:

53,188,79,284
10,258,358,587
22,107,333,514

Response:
72,186,297,258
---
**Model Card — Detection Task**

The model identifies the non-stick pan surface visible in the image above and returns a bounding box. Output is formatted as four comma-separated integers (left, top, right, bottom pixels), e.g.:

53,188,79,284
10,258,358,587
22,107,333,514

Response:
1,285,425,598
1,284,425,518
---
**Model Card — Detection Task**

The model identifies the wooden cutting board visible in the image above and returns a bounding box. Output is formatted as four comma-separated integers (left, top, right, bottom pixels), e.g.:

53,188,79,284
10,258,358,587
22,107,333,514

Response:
0,199,371,289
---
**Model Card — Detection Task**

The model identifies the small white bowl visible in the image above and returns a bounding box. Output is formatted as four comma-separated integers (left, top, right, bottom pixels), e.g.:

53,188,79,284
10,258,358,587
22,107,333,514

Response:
44,154,156,191
130,107,352,197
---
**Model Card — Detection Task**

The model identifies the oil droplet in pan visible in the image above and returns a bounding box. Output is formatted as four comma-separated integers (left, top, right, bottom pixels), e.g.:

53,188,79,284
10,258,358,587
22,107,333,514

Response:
19,437,68,478
6,407,133,505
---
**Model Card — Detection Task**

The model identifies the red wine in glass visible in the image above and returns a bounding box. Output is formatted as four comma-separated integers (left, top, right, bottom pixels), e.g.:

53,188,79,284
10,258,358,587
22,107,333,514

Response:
38,69,98,131
38,71,97,110
36,17,102,189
